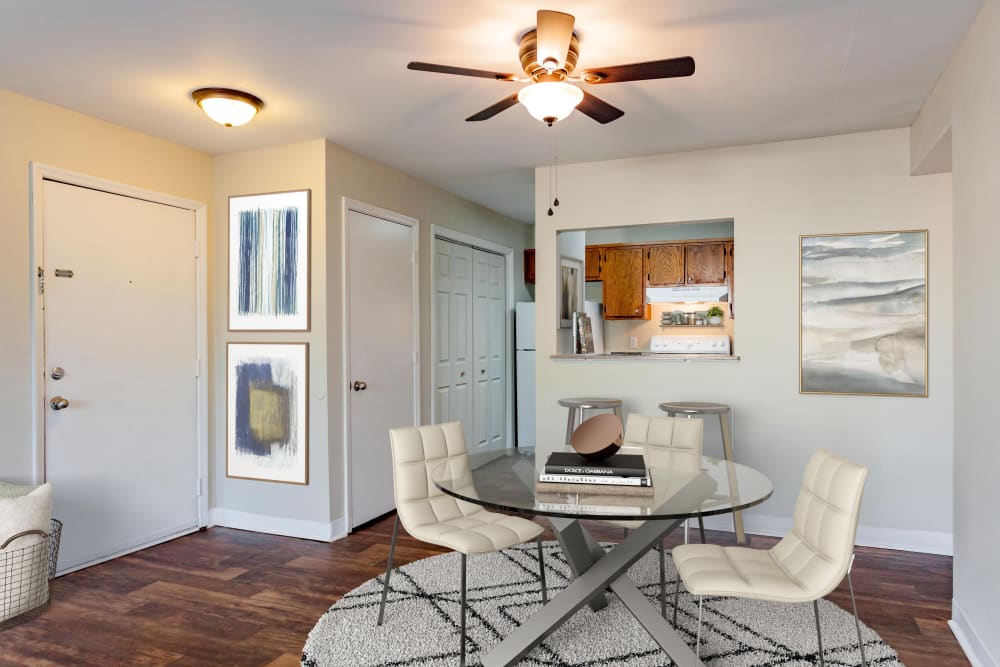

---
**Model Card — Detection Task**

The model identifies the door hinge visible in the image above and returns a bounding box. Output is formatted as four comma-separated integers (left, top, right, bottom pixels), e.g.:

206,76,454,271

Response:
196,478,203,497
195,357,201,378
37,267,44,295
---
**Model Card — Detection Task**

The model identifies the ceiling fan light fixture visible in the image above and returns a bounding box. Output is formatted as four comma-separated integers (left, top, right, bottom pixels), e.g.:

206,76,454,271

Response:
191,87,263,127
517,81,583,124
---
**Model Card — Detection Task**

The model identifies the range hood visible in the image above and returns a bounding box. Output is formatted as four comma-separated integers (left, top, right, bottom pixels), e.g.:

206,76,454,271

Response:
646,285,729,304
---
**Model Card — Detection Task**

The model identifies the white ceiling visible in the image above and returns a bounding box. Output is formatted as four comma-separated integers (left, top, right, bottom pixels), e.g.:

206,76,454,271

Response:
0,1,982,223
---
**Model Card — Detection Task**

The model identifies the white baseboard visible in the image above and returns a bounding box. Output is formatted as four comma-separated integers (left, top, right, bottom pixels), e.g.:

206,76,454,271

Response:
700,513,953,555
210,508,347,543
950,599,999,667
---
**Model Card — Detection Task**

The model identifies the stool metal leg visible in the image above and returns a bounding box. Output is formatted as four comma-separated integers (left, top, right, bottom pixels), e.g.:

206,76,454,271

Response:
377,513,400,626
565,407,576,444
813,599,825,667
719,410,746,544
697,515,706,543
536,538,548,604
460,553,468,667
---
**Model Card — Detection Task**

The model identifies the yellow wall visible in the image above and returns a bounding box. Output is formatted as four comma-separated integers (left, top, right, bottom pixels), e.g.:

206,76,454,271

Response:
0,88,212,484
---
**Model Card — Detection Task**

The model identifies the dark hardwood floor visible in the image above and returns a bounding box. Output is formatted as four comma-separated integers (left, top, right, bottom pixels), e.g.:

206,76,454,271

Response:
0,516,968,666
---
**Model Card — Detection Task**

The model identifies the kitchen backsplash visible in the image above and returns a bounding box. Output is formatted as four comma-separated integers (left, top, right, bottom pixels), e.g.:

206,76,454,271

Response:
601,301,736,353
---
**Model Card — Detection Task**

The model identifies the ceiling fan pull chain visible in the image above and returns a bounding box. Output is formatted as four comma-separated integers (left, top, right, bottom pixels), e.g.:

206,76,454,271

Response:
553,126,560,208
547,125,555,216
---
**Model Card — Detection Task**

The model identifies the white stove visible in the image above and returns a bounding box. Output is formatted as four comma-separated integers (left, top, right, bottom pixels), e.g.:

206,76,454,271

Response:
650,334,731,355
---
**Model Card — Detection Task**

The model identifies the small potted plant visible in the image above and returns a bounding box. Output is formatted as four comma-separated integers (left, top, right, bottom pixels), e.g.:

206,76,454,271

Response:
706,305,725,325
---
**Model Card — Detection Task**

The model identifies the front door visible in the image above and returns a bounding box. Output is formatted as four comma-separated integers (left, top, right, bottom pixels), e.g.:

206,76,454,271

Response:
42,179,199,573
346,206,417,528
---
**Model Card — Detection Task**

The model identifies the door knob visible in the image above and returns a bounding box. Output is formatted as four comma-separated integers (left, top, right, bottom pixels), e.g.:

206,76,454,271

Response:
50,396,69,411
352,380,368,391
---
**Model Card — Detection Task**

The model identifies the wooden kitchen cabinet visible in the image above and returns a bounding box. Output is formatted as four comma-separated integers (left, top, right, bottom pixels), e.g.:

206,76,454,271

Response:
685,242,727,284
584,246,603,281
645,244,685,286
601,246,649,319
725,241,735,315
523,248,535,284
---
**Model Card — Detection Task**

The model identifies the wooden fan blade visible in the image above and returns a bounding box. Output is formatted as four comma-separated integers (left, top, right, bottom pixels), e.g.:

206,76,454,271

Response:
536,10,575,68
408,61,519,82
465,93,520,121
580,56,695,84
577,91,624,124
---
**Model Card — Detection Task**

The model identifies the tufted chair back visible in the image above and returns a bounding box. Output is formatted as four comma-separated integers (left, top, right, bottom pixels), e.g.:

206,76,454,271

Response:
388,422,482,533
623,414,703,471
771,449,868,598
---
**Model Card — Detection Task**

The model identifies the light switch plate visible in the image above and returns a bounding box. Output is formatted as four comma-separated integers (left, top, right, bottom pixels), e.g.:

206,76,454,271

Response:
629,336,638,349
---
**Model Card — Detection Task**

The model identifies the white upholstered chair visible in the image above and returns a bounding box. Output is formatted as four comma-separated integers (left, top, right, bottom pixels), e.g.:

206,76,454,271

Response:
672,449,869,666
378,422,547,666
605,413,704,617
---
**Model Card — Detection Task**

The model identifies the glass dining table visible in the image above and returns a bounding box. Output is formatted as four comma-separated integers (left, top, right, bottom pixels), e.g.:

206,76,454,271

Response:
432,446,773,667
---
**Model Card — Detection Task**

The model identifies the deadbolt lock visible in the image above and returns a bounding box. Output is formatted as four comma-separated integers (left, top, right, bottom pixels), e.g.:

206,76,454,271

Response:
51,367,65,380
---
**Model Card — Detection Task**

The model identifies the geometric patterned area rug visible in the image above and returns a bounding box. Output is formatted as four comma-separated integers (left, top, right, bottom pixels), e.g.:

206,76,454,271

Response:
302,541,902,666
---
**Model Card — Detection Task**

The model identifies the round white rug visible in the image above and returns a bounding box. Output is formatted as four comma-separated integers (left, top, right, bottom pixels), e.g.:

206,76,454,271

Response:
302,541,901,666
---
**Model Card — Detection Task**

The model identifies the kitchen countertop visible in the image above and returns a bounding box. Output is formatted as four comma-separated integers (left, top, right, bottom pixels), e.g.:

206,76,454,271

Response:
550,353,739,362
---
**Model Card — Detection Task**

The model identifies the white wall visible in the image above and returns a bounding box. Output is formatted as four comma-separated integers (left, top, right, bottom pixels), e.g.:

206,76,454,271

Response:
535,128,953,554
0,88,212,485
210,140,334,539
912,1,1000,664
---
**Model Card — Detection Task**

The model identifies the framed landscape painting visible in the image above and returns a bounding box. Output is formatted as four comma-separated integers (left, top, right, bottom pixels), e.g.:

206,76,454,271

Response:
229,190,310,331
559,256,584,329
227,342,309,484
800,230,928,397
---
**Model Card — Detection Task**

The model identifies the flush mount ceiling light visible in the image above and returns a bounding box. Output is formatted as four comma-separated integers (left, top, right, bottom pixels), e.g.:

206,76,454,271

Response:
190,87,263,127
517,81,583,125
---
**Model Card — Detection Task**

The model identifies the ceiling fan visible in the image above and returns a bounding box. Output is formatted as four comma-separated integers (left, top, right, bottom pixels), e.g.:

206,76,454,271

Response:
407,9,695,126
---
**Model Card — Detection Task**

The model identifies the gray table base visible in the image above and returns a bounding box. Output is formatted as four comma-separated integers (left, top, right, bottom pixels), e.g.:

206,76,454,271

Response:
481,515,703,667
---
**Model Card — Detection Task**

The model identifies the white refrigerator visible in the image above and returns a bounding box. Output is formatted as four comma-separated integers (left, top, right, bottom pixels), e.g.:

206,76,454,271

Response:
515,302,536,446
515,301,603,447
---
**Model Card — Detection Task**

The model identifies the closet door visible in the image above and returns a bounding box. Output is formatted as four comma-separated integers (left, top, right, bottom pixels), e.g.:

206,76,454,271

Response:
433,238,473,429
472,249,506,450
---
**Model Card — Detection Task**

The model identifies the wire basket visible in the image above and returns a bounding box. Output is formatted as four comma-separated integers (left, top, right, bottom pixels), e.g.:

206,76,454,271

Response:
0,518,62,629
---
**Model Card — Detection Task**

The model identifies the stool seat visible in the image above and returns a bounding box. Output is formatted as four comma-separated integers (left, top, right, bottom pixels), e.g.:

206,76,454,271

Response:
558,397,624,409
658,401,729,415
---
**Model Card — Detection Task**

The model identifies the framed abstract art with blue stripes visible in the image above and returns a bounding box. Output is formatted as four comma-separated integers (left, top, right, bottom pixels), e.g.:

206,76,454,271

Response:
228,190,310,331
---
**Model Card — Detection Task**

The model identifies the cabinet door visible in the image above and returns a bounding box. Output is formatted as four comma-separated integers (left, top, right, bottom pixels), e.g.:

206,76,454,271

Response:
602,246,647,319
685,243,726,284
584,246,603,281
523,248,535,284
646,244,685,286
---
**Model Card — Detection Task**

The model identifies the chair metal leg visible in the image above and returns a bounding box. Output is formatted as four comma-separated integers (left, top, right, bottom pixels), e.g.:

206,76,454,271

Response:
696,595,704,657
658,542,667,618
623,527,629,540
697,515,706,543
377,513,400,626
536,538,548,604
847,570,868,667
672,573,680,628
813,599,825,667
460,553,467,667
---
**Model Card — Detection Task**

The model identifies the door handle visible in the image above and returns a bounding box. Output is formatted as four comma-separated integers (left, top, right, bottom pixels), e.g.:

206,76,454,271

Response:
352,380,368,392
50,396,69,411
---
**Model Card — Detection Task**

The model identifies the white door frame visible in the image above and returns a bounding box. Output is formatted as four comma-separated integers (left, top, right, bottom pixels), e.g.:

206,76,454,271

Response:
28,163,210,526
341,198,420,530
429,225,515,450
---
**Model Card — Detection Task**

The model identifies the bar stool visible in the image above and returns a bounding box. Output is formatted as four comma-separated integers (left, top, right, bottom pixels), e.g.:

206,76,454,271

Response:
658,401,746,544
558,397,624,444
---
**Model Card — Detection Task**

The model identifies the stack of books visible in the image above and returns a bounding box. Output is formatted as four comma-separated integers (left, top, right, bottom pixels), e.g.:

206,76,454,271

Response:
537,451,653,497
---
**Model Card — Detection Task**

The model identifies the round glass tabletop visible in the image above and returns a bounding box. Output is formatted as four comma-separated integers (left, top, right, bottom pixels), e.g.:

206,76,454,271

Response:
433,446,773,521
